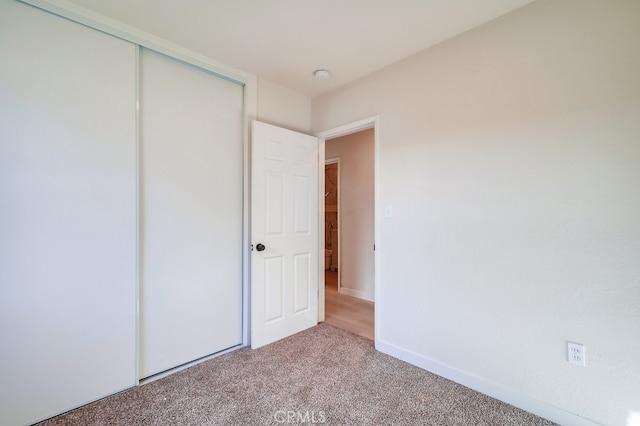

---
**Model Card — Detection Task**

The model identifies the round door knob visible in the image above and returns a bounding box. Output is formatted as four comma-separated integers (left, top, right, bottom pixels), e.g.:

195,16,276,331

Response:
256,243,266,252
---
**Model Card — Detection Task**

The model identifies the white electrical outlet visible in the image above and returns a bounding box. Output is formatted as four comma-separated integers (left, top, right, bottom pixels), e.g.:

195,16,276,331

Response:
567,342,585,366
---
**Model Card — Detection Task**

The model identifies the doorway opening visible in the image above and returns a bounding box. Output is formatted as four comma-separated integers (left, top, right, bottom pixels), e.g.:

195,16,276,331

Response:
319,124,376,340
324,158,339,276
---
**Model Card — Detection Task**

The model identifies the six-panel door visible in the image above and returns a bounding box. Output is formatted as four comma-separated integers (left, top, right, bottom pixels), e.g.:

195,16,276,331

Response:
251,121,319,349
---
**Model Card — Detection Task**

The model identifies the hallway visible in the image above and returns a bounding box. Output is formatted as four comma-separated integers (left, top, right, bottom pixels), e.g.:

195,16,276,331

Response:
324,270,374,340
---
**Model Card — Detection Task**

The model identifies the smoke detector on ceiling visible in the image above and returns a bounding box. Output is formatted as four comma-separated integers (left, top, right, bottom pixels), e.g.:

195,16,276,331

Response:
313,69,331,79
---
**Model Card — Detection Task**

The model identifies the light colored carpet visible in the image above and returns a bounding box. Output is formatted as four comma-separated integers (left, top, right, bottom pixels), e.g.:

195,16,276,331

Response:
39,324,555,425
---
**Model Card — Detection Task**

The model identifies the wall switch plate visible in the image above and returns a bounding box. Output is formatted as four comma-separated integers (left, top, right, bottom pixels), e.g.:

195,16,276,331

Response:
384,204,393,218
567,341,585,366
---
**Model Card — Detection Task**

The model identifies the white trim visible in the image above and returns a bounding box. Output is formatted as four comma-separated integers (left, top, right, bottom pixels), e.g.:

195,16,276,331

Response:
317,143,326,322
339,287,374,302
242,75,258,345
315,116,379,336
19,0,249,85
375,338,600,426
134,45,141,385
316,116,377,140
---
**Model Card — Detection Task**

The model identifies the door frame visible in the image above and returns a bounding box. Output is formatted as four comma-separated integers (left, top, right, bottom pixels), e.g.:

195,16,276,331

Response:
315,116,379,338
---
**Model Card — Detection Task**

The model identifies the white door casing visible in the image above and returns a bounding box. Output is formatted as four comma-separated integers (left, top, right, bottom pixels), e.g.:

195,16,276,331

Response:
251,121,319,349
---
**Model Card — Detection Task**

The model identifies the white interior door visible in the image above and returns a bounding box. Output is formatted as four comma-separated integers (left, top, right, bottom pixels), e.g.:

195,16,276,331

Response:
251,121,319,349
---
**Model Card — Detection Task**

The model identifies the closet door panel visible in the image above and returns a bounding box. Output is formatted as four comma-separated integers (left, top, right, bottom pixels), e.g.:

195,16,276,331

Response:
0,2,137,425
140,48,243,378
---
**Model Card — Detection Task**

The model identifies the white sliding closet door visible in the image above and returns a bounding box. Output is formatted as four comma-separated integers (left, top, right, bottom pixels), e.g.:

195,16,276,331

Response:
0,2,137,425
139,48,243,378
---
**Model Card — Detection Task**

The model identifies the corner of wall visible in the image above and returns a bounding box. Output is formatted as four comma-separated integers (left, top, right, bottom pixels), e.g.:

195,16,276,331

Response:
257,78,312,134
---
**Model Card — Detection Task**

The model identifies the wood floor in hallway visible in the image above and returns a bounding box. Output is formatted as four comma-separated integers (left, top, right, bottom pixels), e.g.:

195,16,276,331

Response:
324,270,374,340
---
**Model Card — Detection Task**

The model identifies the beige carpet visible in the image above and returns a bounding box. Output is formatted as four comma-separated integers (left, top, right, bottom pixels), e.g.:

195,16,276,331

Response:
39,324,555,425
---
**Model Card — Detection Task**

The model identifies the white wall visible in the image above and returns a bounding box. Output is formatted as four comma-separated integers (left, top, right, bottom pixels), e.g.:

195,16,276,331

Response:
312,1,640,425
326,129,375,301
258,77,312,133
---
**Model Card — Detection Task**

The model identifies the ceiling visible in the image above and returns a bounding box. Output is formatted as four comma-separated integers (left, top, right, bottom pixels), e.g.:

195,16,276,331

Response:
65,0,534,98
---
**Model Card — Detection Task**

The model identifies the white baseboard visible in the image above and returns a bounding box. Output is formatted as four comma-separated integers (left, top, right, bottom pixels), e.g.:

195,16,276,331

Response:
339,287,374,302
374,339,600,426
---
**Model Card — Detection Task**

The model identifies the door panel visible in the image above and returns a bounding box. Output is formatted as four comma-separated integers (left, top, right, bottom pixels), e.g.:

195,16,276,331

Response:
266,173,285,235
251,121,319,349
293,253,311,312
265,256,285,323
139,48,243,378
294,176,311,233
0,2,136,424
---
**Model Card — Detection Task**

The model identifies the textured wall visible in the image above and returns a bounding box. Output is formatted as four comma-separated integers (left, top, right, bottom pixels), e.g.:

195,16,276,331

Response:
312,1,640,424
257,78,311,133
